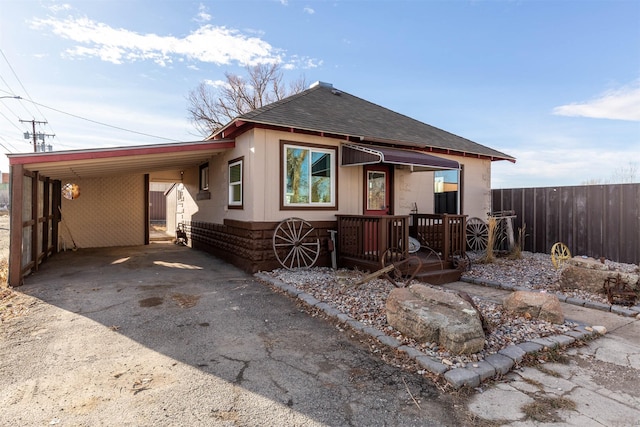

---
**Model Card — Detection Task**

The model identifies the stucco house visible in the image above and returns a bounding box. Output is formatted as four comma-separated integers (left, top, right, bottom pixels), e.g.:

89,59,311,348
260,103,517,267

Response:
6,81,514,286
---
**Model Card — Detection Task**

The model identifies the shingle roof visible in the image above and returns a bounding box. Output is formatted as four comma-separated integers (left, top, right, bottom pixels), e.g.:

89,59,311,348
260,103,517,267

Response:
217,82,514,162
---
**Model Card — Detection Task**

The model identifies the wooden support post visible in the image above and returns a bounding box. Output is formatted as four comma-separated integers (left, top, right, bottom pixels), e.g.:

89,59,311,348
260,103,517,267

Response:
443,214,451,262
8,164,24,286
31,171,38,272
51,180,61,254
144,174,150,245
42,177,50,261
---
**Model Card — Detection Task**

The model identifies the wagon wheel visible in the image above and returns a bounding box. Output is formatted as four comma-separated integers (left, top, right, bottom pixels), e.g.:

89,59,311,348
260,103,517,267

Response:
466,217,488,252
380,247,422,287
452,250,472,272
272,217,320,270
550,242,571,269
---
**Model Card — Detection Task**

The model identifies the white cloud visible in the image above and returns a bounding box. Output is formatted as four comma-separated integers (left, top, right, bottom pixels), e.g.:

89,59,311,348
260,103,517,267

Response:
204,79,228,88
491,145,640,188
47,3,72,13
304,7,315,15
195,4,212,23
29,16,286,67
553,80,640,121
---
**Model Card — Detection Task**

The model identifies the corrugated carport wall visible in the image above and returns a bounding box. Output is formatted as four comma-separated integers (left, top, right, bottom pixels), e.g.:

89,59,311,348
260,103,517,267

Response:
9,164,60,286
58,174,147,248
9,166,150,286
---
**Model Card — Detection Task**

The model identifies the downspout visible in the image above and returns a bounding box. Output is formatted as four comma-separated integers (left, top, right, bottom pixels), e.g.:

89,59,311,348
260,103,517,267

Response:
456,168,461,215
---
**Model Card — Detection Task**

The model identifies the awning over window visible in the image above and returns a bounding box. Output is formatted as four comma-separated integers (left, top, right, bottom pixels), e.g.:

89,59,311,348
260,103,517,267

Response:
341,143,460,171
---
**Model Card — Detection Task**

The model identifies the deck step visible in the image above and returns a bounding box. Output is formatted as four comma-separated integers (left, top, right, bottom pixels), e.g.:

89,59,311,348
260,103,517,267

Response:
414,268,462,285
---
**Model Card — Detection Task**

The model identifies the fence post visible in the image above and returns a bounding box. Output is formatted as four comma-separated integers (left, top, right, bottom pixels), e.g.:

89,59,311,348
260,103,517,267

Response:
442,214,450,262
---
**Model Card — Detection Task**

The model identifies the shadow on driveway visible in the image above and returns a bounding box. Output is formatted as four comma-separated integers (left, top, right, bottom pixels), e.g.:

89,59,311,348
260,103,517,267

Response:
3,243,462,426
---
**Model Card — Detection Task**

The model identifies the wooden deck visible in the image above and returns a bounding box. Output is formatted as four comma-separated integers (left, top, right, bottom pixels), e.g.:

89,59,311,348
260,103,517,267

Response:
336,214,468,285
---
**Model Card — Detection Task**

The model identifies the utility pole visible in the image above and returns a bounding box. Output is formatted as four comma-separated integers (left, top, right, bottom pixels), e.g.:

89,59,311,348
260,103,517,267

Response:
19,119,55,152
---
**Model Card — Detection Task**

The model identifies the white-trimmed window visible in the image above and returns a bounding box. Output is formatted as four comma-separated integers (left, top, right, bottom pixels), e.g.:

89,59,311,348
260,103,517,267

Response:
282,142,336,208
228,158,243,208
199,163,209,191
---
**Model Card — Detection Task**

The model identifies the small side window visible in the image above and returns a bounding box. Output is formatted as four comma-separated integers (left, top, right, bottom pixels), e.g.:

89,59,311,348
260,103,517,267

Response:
199,163,209,191
228,158,243,208
197,162,211,200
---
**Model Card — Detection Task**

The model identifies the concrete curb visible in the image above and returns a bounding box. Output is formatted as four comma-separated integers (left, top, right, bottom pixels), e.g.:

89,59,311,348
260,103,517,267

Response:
254,272,601,390
460,277,640,317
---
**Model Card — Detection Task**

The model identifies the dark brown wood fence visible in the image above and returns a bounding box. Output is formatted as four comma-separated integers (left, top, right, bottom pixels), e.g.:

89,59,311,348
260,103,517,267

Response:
492,184,640,265
149,191,166,223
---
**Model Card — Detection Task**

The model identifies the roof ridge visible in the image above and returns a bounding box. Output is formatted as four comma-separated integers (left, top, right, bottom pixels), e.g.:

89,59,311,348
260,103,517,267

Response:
240,84,322,119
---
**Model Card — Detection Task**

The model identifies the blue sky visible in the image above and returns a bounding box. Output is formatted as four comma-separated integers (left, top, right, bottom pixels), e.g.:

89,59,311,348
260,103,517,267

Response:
0,0,638,188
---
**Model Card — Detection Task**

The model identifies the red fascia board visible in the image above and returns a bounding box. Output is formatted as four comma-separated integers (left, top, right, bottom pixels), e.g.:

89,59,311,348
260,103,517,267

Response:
217,120,516,163
8,141,235,166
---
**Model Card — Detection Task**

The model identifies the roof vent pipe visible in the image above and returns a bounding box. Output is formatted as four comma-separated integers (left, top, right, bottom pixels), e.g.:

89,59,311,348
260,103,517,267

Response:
310,81,333,89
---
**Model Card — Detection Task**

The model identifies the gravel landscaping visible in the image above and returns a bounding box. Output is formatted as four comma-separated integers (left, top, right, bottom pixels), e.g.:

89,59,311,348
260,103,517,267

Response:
262,251,639,370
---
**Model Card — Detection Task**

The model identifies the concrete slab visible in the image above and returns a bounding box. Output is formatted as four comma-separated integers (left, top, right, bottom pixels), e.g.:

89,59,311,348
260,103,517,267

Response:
3,244,461,426
467,384,534,421
567,386,640,426
515,366,578,394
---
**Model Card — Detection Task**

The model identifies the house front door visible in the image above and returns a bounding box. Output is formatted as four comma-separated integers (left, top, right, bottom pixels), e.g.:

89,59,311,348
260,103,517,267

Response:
363,164,391,254
364,164,391,215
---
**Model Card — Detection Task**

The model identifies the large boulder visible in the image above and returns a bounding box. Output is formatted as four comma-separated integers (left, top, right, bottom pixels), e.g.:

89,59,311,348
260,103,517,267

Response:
503,291,564,324
559,257,639,293
386,284,485,354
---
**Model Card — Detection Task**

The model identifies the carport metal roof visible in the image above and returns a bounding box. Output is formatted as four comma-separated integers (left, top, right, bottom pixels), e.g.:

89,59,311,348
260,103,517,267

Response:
7,140,235,180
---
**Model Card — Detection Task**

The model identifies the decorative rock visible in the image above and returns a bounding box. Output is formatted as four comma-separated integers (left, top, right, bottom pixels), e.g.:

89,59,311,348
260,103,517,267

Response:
503,291,564,324
559,257,639,293
592,325,607,335
386,284,485,354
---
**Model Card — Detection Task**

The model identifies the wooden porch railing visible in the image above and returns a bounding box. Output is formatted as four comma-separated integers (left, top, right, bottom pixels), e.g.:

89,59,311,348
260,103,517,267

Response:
410,213,467,262
336,215,409,269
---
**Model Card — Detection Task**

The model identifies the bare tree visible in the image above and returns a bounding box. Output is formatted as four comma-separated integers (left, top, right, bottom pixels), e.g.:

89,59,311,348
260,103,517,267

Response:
610,161,638,183
187,64,307,137
581,161,638,185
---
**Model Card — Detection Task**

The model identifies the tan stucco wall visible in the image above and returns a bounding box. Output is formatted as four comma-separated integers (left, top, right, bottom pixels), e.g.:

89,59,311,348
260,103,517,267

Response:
58,174,146,248
182,129,493,224
460,156,493,220
394,155,491,220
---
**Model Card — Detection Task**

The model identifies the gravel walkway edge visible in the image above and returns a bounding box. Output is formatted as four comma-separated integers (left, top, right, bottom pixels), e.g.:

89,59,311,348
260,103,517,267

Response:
254,272,603,390
460,277,640,317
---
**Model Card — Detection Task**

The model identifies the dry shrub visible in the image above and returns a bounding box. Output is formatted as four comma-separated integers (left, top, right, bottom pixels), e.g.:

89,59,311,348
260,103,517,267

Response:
0,258,7,288
522,396,576,423
483,217,497,263
508,223,526,260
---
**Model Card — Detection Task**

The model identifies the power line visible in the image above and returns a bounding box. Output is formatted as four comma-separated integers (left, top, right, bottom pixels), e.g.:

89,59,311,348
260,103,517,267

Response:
1,89,180,144
1,48,182,144
0,49,49,123
28,99,181,142
0,135,20,153
0,108,23,132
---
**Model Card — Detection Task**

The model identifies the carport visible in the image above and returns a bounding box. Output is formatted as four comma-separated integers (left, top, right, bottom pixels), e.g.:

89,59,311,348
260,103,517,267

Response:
6,140,234,287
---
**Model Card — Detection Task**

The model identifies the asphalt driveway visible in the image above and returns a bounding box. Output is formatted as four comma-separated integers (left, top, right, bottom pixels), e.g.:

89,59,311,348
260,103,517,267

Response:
0,243,463,426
